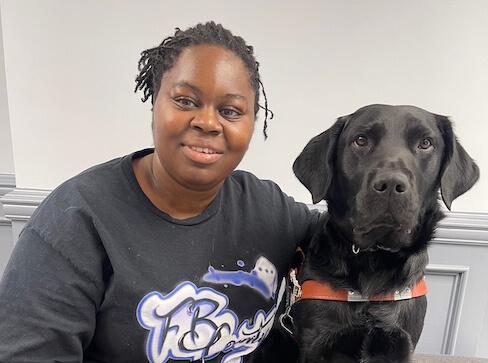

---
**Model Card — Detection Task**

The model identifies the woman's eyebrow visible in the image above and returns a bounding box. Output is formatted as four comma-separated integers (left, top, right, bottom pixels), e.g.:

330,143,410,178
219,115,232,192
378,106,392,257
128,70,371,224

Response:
173,81,248,101
224,93,247,101
173,81,202,94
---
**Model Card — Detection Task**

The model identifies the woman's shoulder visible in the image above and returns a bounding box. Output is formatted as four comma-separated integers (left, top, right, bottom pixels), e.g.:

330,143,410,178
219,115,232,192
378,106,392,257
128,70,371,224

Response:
229,170,281,190
227,170,321,240
45,149,150,203
46,157,124,204
227,170,300,208
28,150,147,224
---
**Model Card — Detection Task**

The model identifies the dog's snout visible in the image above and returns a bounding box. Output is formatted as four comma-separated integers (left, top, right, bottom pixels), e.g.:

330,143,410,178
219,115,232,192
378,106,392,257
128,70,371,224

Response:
373,173,409,195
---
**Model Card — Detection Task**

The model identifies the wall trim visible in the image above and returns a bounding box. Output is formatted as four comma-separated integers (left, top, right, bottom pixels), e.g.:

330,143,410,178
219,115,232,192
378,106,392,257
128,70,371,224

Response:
0,173,16,220
425,264,470,355
0,188,51,221
433,211,488,246
0,172,16,197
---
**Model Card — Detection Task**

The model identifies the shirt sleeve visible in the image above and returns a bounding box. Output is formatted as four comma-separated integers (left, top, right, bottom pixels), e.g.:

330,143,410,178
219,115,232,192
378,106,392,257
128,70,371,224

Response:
259,175,322,250
287,197,322,250
0,227,103,362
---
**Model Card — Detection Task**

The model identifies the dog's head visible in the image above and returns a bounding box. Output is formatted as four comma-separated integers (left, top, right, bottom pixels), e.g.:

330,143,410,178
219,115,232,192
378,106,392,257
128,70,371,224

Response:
293,104,479,251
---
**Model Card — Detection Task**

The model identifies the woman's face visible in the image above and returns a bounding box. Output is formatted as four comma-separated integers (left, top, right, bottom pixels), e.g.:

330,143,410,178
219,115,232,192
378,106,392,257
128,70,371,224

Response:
151,44,256,191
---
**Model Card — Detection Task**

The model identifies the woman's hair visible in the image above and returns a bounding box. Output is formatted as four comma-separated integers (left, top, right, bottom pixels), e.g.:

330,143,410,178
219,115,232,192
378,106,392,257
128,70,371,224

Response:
135,21,272,138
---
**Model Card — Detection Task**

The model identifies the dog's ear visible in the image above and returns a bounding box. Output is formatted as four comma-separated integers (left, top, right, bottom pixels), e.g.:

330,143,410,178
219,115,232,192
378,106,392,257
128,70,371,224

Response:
293,117,348,204
436,115,480,210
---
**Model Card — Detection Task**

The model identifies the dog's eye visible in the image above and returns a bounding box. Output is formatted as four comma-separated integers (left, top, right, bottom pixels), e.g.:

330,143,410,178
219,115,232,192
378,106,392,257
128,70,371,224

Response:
418,139,432,150
354,136,368,147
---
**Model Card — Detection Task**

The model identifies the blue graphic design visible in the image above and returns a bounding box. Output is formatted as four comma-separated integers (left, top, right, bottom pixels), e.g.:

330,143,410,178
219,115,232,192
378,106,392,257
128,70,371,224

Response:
203,256,278,299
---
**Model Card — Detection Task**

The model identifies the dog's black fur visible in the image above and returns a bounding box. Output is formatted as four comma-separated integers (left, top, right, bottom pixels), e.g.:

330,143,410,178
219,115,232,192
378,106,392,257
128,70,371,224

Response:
248,104,479,363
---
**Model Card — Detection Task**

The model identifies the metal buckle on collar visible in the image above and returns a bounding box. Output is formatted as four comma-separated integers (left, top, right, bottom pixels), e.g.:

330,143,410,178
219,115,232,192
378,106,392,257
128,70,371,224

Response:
279,248,306,336
290,268,302,301
279,267,303,336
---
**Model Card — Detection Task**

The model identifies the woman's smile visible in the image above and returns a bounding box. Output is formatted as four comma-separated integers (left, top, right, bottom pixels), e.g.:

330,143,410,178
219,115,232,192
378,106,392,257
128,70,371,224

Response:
182,144,223,164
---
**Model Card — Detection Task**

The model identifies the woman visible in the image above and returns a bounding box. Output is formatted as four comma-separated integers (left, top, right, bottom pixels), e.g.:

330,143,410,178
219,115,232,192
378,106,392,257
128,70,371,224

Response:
0,22,319,362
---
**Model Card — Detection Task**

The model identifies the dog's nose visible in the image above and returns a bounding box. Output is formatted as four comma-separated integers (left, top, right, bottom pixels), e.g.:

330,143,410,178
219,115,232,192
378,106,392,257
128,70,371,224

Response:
373,173,409,195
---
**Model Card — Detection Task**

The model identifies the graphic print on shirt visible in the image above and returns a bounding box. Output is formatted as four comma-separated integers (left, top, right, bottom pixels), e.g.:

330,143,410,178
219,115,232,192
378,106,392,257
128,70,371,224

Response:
137,257,283,363
202,256,278,299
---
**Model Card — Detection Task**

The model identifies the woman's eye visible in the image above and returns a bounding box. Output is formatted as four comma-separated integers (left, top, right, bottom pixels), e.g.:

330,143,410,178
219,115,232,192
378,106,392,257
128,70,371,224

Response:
418,138,433,150
354,135,368,147
176,98,196,108
220,108,241,118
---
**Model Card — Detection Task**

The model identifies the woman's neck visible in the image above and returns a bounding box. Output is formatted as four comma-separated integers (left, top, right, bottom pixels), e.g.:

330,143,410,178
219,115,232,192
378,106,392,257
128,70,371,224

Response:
132,153,222,219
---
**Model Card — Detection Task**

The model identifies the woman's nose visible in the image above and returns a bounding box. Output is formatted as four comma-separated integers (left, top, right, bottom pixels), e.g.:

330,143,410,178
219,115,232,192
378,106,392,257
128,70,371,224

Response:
190,108,223,134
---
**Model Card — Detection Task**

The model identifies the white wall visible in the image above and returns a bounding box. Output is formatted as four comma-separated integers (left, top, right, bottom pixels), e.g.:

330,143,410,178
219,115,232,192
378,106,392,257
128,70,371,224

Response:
1,0,486,212
0,4,14,174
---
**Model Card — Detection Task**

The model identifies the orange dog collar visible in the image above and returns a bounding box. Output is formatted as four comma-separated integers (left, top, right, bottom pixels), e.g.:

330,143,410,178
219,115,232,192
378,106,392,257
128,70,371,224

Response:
298,276,427,302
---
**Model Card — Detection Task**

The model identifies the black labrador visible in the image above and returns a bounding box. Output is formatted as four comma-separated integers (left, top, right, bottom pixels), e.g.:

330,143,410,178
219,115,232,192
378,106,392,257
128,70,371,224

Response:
249,104,479,363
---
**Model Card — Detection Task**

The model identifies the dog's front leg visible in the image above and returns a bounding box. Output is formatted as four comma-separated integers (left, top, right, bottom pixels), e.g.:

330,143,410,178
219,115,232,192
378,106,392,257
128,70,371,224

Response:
361,327,413,363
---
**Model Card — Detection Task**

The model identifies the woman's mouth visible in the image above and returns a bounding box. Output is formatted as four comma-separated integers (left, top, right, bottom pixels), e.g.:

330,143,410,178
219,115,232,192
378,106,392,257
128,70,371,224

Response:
183,145,223,164
191,146,218,154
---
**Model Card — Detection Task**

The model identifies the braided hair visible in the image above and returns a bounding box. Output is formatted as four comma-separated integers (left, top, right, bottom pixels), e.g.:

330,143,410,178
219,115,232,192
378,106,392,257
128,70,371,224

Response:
134,21,273,138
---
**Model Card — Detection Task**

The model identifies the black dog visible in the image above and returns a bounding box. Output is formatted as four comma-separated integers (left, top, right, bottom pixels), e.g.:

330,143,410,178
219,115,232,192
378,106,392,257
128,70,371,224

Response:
286,104,479,362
